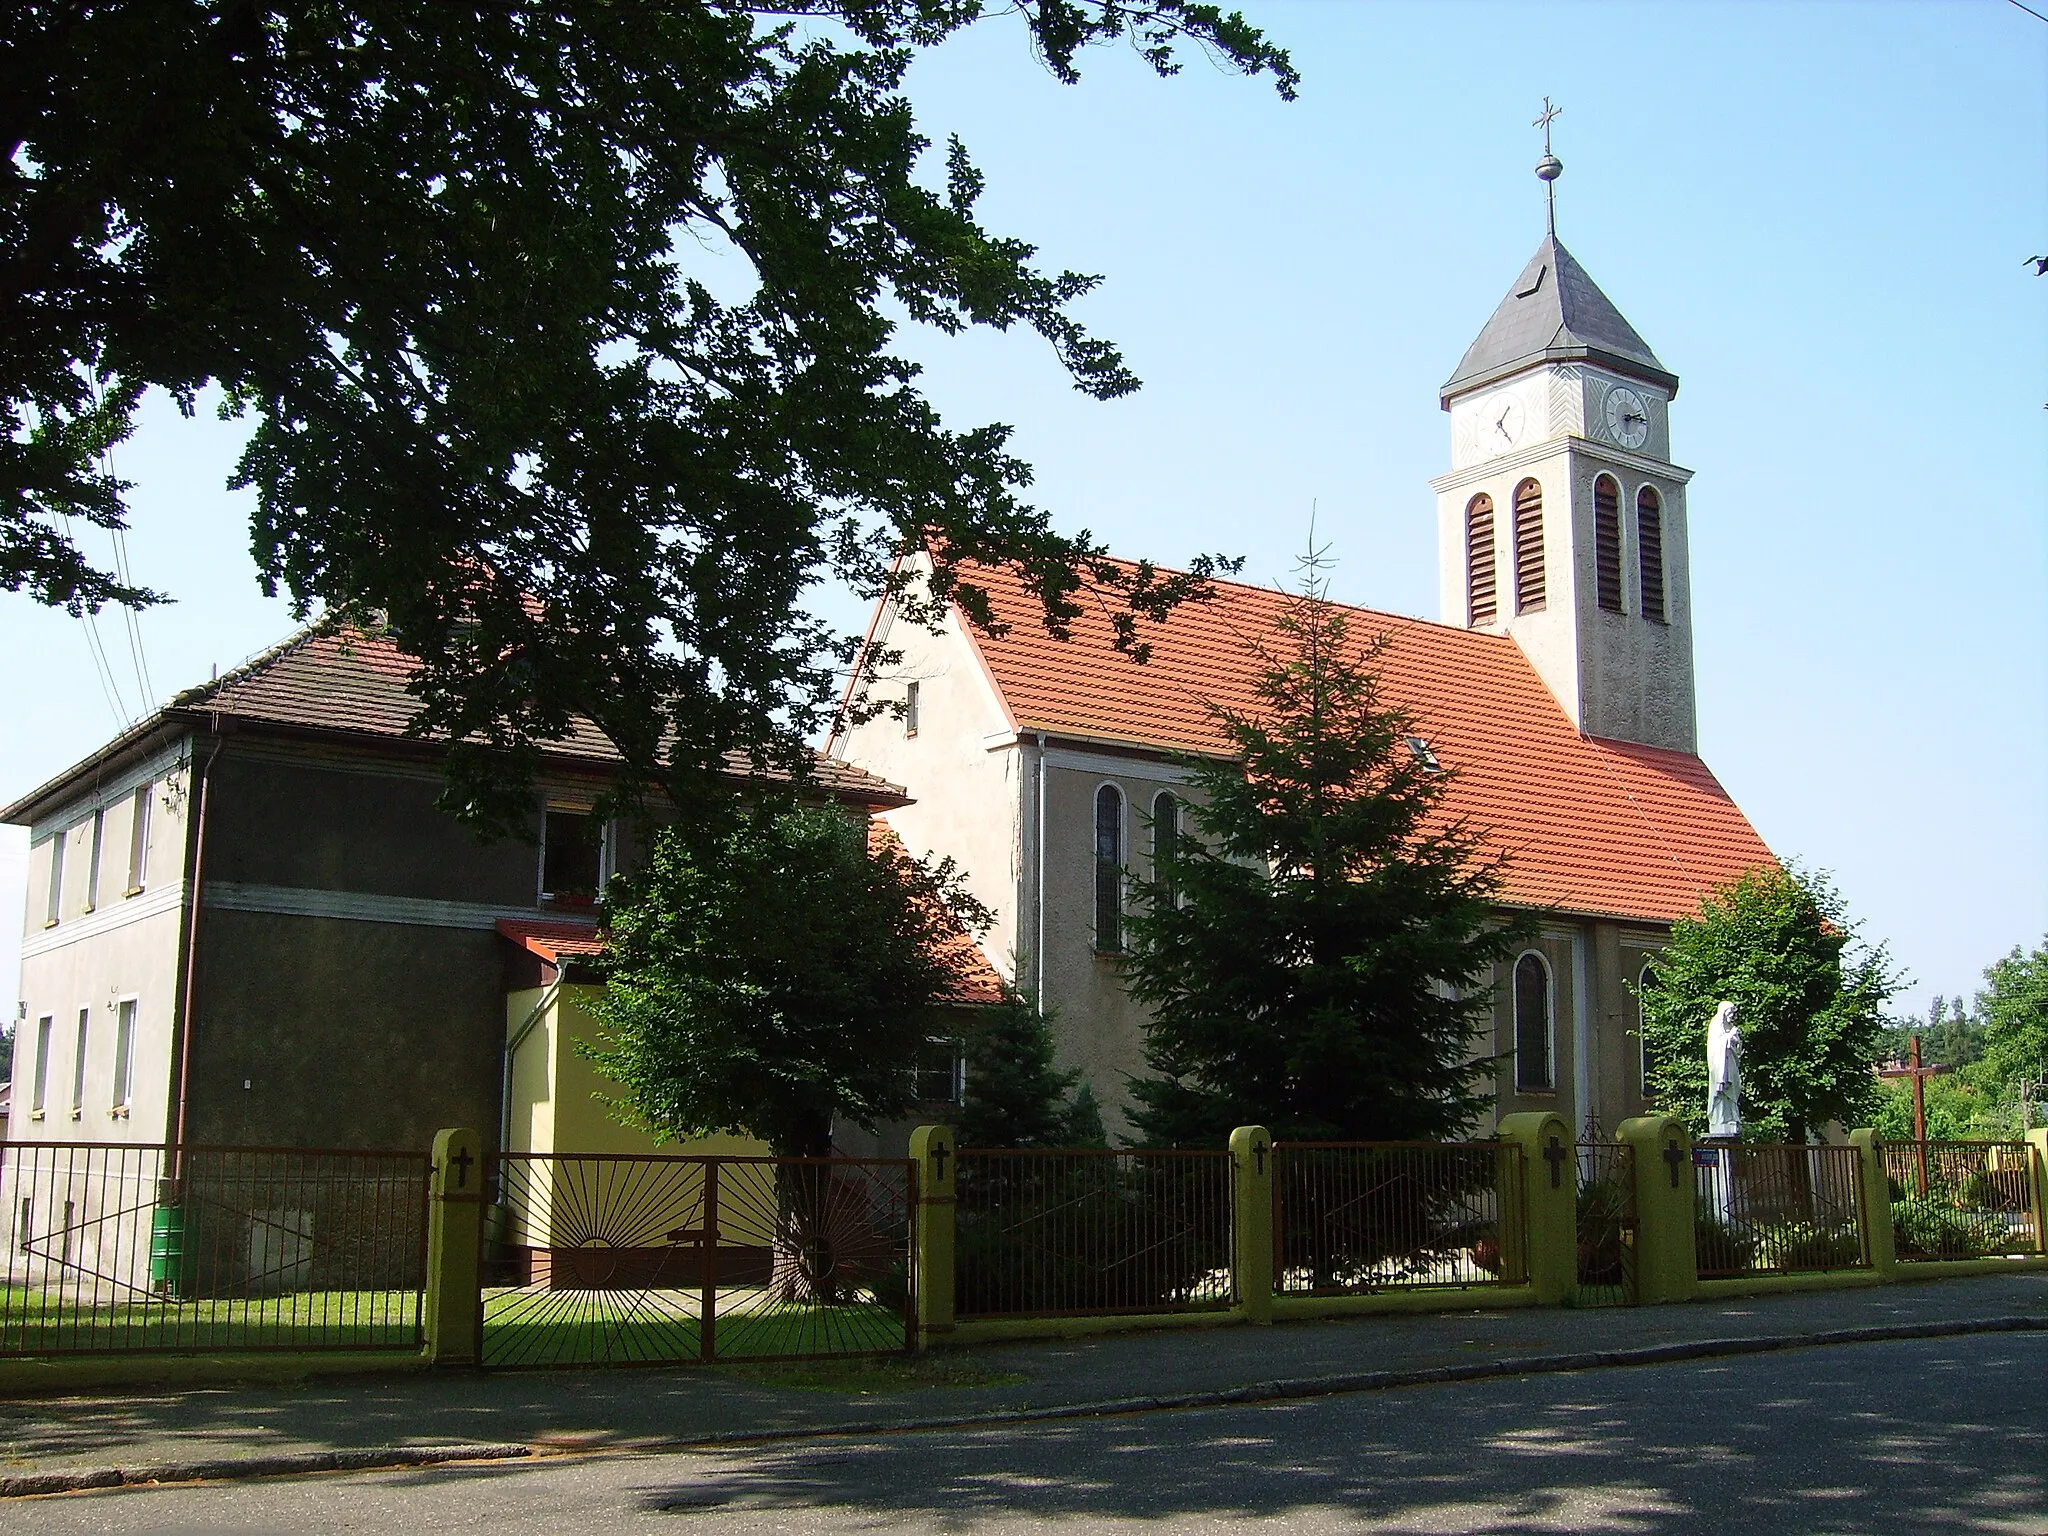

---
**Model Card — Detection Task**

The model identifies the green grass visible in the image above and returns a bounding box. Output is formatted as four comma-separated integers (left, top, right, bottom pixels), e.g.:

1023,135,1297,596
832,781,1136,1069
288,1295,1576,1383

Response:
0,1289,421,1354
478,1285,909,1368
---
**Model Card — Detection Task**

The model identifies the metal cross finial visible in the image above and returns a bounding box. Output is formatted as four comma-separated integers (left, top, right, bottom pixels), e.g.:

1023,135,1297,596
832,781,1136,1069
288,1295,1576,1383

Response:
1532,97,1564,236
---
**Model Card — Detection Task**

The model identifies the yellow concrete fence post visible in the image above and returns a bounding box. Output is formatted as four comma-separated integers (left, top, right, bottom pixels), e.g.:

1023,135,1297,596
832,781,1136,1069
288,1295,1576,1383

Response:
1496,1112,1574,1305
1848,1128,1898,1278
908,1124,956,1350
2027,1129,2048,1256
1230,1125,1275,1324
1618,1115,1697,1305
424,1127,485,1366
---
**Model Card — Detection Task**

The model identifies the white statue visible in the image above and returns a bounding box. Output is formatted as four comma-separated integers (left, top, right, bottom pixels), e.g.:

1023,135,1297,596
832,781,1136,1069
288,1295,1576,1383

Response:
1706,1000,1742,1139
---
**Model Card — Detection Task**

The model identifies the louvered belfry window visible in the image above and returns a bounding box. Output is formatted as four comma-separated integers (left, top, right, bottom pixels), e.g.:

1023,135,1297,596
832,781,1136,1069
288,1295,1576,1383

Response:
1637,486,1667,623
1513,479,1545,613
1465,494,1497,627
1594,475,1623,613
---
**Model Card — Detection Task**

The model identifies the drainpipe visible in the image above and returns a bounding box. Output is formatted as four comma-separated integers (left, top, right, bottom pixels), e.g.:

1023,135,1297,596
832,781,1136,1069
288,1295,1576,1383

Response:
167,722,225,1177
1035,731,1048,1016
499,979,561,1157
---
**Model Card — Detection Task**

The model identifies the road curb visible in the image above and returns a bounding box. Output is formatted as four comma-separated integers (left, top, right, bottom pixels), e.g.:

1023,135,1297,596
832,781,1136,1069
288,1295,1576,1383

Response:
7,1314,2044,1497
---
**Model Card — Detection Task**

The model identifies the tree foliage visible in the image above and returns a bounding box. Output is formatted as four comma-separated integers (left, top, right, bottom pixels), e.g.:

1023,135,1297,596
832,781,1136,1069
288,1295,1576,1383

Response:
958,992,1105,1149
5,1,1292,831
584,801,990,1156
1121,561,1527,1146
1638,865,1900,1142
1975,938,2048,1115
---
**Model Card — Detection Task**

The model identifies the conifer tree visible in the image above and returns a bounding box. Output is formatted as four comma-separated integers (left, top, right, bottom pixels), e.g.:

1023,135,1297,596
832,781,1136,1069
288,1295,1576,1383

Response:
1122,552,1527,1146
958,993,1107,1149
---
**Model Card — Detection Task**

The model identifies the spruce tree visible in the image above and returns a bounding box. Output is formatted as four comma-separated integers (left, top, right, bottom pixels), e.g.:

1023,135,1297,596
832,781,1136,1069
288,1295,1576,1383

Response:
958,994,1106,1149
1122,553,1527,1146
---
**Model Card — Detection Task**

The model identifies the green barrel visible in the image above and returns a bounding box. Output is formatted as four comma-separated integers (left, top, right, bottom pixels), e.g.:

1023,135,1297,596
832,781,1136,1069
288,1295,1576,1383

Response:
149,1205,185,1297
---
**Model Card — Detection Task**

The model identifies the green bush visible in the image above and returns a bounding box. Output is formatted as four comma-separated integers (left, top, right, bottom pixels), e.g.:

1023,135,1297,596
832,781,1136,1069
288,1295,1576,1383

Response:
1891,1197,2005,1261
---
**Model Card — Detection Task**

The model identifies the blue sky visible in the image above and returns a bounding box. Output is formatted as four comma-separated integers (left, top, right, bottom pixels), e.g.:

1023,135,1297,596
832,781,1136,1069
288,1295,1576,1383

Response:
4,0,2044,1022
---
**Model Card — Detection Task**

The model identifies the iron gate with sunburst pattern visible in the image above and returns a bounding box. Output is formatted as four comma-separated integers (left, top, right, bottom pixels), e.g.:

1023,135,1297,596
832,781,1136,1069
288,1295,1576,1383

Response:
479,1152,915,1368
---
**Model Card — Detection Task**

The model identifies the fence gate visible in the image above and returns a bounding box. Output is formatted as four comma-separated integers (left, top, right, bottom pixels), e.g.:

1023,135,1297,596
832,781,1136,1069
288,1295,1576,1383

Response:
480,1153,914,1368
1574,1141,1636,1306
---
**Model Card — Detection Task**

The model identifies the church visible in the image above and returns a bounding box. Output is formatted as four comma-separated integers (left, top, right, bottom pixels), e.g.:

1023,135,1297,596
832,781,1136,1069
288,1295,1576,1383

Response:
828,219,1777,1140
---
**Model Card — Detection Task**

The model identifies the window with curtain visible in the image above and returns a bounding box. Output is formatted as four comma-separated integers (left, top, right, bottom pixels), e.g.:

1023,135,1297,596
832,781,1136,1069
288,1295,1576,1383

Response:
1465,494,1497,626
1637,487,1666,623
126,783,152,892
1094,784,1124,953
1594,475,1623,613
1514,952,1554,1091
1513,479,1546,613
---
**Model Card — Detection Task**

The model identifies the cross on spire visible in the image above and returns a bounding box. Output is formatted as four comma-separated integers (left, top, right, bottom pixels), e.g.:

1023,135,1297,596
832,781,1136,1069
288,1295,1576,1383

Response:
1532,96,1564,235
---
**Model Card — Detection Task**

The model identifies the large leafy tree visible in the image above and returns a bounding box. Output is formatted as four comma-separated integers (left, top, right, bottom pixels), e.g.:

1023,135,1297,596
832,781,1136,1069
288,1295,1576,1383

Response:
585,804,991,1157
1122,561,1528,1146
1639,865,1900,1142
5,2,1292,831
1975,938,2048,1125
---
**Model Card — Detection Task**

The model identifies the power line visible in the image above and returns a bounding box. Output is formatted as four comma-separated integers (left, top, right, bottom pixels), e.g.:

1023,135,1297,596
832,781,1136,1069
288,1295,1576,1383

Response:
2010,0,2048,24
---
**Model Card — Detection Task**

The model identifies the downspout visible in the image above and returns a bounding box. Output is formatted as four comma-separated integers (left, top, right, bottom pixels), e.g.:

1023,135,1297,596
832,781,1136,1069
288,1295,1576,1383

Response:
1035,731,1048,1016
499,979,561,1157
167,722,225,1175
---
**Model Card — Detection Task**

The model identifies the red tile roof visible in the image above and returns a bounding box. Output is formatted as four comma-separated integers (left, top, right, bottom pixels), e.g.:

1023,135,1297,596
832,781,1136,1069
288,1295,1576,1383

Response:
171,624,909,807
868,823,1008,1008
953,560,1775,925
497,917,607,965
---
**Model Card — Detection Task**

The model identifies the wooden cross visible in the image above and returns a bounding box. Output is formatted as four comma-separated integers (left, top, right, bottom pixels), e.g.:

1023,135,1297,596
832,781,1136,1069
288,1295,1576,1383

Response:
1662,1140,1687,1190
1542,1134,1568,1189
448,1145,474,1190
1879,1034,1949,1194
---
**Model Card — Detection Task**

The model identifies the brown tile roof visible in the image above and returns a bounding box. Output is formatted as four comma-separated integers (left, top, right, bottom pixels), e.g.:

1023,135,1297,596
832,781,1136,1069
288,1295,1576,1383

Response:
868,822,1007,1009
951,560,1775,925
497,917,606,965
169,624,910,807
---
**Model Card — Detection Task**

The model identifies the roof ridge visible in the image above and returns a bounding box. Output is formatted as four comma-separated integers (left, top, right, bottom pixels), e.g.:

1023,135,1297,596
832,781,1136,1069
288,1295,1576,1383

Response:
167,617,336,712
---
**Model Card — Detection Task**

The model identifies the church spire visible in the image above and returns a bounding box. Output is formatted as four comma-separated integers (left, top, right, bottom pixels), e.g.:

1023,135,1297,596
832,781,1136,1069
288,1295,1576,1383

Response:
1533,96,1563,237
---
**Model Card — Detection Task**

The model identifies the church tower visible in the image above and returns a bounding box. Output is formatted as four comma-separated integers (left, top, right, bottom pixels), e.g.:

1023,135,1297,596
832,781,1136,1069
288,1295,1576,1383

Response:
1429,129,1697,753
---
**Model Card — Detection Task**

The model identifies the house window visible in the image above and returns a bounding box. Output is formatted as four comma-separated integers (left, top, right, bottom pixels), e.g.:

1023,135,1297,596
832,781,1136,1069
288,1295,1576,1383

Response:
1513,952,1554,1092
31,1017,52,1114
85,808,105,912
1513,479,1546,614
1637,487,1667,623
126,783,152,894
1152,791,1180,904
1594,475,1623,614
541,809,606,906
915,1038,964,1106
904,680,920,738
1094,784,1124,954
1465,494,1497,627
71,1009,89,1118
113,1000,137,1111
43,831,64,927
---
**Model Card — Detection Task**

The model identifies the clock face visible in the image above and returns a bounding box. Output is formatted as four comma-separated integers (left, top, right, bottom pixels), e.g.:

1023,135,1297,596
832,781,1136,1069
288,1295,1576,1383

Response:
1483,393,1525,454
1604,385,1651,450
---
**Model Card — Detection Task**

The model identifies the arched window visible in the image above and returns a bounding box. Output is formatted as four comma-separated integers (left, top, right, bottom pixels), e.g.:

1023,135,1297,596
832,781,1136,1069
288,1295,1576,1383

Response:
1637,487,1666,623
1094,784,1125,953
1465,494,1497,627
1513,952,1554,1091
1593,475,1623,614
1513,479,1546,613
1637,961,1659,1097
1152,791,1180,906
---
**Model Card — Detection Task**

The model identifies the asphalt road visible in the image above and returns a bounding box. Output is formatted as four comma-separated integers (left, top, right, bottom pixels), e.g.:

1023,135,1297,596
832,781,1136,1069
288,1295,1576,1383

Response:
22,1332,2047,1535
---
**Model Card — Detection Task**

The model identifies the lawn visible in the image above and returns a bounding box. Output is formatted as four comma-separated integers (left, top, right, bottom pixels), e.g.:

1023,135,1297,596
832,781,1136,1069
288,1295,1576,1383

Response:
0,1288,422,1355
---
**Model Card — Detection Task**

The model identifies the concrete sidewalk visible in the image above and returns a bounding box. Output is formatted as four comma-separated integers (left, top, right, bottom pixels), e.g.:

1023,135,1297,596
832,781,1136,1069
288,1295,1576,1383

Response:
2,1271,2042,1496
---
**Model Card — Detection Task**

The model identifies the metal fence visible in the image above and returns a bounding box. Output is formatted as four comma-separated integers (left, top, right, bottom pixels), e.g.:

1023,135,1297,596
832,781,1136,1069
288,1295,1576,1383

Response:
1693,1143,1869,1278
0,1142,428,1356
1575,1141,1636,1306
954,1148,1234,1318
1274,1142,1522,1296
1882,1141,2041,1262
480,1153,914,1368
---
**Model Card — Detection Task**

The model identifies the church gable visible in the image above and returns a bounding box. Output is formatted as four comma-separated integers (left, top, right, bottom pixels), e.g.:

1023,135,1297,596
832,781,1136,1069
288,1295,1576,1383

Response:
944,558,1773,926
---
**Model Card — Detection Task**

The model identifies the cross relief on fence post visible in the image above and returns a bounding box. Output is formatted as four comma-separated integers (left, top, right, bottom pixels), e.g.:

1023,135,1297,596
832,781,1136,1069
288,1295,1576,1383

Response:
1663,1140,1686,1189
1543,1135,1568,1189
